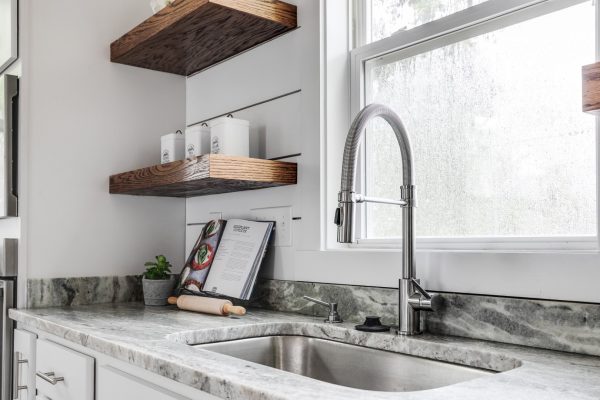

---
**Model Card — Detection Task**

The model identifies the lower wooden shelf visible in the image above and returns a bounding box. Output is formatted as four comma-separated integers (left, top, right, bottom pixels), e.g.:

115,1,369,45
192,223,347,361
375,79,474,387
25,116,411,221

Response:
109,155,297,197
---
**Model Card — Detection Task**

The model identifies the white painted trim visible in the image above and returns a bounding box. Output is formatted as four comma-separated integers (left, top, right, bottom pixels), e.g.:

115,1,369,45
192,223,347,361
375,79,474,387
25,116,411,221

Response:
354,236,598,252
351,0,371,49
0,0,18,74
351,0,584,64
324,0,352,251
595,0,600,245
319,0,327,251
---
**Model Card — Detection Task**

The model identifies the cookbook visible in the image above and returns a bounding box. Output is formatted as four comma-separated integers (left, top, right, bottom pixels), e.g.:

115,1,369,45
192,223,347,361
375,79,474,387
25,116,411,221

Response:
175,219,274,300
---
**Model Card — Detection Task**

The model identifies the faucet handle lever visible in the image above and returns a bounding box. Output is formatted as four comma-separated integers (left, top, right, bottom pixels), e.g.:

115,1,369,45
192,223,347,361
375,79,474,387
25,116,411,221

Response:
408,279,442,312
410,278,431,300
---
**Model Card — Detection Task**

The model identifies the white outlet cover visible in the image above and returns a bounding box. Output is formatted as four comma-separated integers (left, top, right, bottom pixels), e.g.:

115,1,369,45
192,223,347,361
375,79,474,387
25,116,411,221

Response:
250,206,292,247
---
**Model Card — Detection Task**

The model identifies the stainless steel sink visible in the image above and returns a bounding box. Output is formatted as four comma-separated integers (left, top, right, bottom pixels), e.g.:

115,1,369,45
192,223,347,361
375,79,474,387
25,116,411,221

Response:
196,335,494,392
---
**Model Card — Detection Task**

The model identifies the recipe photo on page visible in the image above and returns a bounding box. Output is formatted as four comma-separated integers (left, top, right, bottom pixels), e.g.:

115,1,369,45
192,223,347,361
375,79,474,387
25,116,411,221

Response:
203,219,274,299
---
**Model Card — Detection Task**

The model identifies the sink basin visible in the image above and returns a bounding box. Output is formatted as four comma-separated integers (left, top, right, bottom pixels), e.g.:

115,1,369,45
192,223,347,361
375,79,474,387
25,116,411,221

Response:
196,335,494,392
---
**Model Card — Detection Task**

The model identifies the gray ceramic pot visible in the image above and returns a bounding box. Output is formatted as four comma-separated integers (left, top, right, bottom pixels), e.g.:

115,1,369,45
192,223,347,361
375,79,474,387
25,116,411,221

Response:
142,276,176,306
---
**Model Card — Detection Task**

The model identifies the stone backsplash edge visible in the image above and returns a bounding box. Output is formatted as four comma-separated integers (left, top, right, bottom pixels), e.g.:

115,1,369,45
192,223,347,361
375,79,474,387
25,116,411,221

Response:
27,275,143,308
251,279,600,357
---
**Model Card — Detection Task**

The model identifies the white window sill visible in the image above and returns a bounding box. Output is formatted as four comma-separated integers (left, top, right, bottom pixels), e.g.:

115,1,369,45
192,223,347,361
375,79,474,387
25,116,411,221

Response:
349,236,598,253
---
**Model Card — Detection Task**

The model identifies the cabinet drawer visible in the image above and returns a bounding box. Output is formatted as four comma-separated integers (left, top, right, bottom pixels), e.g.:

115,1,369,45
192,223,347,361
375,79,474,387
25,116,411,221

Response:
98,365,193,400
35,339,94,400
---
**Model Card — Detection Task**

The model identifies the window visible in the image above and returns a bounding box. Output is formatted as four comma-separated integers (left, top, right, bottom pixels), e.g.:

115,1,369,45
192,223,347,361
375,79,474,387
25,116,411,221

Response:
351,0,598,247
357,0,489,45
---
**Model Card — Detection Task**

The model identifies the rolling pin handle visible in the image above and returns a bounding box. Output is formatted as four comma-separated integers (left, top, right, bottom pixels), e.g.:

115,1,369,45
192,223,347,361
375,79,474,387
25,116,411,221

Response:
167,296,178,305
223,304,246,316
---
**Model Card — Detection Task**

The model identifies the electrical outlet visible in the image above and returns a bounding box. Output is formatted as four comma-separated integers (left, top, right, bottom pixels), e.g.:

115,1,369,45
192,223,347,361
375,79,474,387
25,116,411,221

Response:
250,206,292,247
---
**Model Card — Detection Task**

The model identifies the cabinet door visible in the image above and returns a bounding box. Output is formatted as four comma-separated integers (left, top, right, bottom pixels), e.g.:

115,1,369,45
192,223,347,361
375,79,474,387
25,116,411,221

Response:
35,339,94,400
98,365,192,400
13,329,37,400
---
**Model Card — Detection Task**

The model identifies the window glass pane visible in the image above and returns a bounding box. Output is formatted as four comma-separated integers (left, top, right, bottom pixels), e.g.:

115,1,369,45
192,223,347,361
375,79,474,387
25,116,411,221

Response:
365,1,596,238
368,0,488,43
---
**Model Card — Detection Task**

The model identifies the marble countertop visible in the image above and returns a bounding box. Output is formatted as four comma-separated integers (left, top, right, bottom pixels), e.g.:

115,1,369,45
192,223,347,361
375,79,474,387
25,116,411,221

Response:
9,303,600,400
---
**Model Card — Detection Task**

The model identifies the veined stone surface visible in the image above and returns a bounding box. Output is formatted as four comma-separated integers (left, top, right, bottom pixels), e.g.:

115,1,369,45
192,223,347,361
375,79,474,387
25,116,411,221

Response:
27,275,142,308
10,304,600,400
27,277,600,357
250,279,600,357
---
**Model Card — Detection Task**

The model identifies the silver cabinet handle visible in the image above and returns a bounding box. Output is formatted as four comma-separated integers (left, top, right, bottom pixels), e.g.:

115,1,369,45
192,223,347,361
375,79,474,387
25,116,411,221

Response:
36,371,64,385
12,351,28,399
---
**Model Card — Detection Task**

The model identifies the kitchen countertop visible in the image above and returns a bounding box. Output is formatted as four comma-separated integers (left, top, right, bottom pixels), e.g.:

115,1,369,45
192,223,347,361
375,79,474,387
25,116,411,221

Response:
9,303,600,400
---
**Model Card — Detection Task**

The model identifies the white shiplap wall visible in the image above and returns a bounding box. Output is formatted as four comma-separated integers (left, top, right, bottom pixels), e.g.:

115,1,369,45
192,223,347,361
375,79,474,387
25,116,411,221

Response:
185,0,322,281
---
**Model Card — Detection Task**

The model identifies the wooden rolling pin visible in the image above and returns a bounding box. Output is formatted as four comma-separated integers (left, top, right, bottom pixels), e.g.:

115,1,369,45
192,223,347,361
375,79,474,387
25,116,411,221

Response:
168,295,246,316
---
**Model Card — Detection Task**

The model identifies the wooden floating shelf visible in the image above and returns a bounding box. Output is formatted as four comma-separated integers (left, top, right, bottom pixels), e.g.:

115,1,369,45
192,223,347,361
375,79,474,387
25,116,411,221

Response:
110,0,297,76
583,62,600,115
109,155,297,197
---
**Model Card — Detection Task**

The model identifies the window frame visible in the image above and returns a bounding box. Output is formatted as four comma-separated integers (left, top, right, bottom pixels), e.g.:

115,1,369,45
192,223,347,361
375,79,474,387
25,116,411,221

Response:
349,0,600,251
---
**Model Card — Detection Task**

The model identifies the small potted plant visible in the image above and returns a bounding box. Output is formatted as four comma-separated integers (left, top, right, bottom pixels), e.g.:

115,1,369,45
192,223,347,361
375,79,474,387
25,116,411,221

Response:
142,255,176,306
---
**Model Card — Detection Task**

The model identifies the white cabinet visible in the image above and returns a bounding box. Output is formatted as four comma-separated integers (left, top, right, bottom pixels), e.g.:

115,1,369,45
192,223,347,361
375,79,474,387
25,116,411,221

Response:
16,328,219,400
14,329,37,400
35,339,94,400
98,365,195,400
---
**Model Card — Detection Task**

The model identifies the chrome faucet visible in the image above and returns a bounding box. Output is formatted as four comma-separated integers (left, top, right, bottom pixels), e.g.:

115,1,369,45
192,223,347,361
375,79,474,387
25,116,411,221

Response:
334,103,438,335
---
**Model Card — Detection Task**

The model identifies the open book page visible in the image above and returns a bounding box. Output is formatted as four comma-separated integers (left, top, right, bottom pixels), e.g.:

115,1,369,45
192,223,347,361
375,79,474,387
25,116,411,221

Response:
203,219,273,299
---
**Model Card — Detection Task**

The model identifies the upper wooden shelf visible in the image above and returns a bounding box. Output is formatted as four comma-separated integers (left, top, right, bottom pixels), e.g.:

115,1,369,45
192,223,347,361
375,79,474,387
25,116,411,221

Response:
583,62,600,115
109,154,297,197
110,0,297,76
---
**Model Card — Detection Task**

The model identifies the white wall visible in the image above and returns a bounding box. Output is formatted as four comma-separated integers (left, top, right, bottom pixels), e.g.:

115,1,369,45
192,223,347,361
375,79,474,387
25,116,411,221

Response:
185,0,322,281
183,0,600,304
19,0,186,282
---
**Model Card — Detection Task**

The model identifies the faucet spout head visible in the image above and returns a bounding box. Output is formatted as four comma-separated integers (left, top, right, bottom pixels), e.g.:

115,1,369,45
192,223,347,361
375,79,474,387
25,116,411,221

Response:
335,191,356,243
335,104,415,245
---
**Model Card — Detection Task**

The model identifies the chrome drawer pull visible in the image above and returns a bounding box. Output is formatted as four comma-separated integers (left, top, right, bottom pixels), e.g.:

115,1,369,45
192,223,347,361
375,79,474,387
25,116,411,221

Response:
13,351,28,399
36,371,65,385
